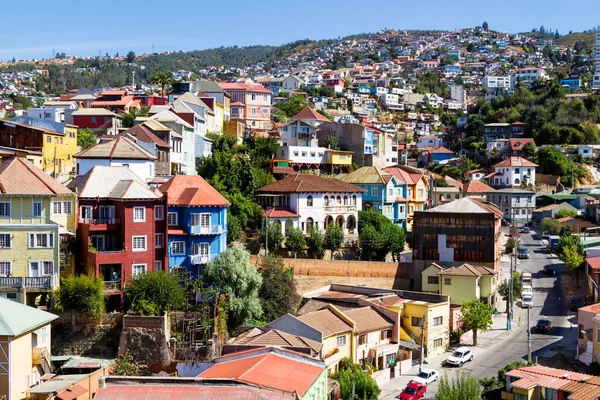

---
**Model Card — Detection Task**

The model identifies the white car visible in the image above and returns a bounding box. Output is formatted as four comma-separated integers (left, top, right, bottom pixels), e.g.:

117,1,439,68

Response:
446,347,473,366
522,294,534,308
412,368,439,385
522,285,533,297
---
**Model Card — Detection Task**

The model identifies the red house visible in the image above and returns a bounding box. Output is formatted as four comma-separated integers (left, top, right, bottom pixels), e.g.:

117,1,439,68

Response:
134,95,169,107
68,166,166,308
71,108,119,135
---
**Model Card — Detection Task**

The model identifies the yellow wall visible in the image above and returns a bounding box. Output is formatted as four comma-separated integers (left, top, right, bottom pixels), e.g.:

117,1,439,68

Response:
512,387,534,400
0,195,60,281
421,266,441,293
480,275,497,303
41,126,77,177
215,103,224,133
49,194,77,234
593,319,600,360
322,332,353,372
440,276,480,306
326,152,353,166
401,302,449,359
9,332,36,400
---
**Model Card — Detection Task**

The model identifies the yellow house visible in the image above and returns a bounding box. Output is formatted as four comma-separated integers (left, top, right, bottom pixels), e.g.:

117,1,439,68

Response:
0,296,58,400
0,157,77,305
325,149,353,173
434,263,498,306
215,102,225,133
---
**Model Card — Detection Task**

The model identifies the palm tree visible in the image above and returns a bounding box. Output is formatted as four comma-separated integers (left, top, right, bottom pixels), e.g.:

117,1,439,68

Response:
150,71,172,98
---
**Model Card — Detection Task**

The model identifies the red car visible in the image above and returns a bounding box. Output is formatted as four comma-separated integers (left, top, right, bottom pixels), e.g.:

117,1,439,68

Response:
398,382,427,400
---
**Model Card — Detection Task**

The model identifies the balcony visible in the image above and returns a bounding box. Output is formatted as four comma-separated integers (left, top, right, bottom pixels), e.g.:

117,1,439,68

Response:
0,276,56,290
324,205,357,213
104,280,121,293
190,225,225,235
79,218,121,231
189,254,216,265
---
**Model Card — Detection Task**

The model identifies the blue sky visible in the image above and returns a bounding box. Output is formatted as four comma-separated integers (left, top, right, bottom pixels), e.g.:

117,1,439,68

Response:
2,0,598,60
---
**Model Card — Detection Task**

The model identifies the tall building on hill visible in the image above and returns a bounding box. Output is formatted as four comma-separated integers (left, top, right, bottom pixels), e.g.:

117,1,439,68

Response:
594,27,600,90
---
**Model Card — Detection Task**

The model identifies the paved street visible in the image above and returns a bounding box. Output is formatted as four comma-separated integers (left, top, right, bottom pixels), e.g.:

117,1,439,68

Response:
380,228,577,399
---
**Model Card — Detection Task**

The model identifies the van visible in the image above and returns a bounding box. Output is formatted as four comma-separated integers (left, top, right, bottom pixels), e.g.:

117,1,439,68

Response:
522,272,532,287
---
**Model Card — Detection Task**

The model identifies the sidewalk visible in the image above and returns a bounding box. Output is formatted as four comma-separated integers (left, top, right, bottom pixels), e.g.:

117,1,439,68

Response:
379,312,519,399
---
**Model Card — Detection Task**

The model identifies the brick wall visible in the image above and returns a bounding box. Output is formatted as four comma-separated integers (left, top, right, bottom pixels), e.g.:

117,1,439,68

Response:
250,256,410,294
123,314,166,330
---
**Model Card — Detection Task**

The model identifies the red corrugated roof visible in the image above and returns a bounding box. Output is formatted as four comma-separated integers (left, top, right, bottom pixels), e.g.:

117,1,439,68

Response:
218,83,272,94
199,352,323,396
55,385,88,400
160,175,230,207
587,257,600,271
93,385,294,400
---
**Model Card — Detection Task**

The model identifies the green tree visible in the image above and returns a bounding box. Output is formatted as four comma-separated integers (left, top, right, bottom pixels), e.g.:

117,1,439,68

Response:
560,243,584,287
77,129,97,150
325,135,340,150
120,107,148,128
557,233,583,258
273,95,307,119
541,217,562,235
482,21,489,30
56,275,106,321
554,209,577,219
498,271,523,314
307,224,325,259
150,71,172,98
260,220,284,253
110,351,149,376
333,357,381,400
460,300,493,346
285,226,306,258
324,223,344,259
358,210,406,261
521,142,537,160
126,51,136,63
227,212,243,243
124,271,186,316
382,223,407,261
258,256,301,321
202,244,263,329
436,373,482,400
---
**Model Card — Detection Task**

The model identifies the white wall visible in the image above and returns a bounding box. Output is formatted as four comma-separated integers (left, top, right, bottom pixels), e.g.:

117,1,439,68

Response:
77,159,155,181
291,192,362,235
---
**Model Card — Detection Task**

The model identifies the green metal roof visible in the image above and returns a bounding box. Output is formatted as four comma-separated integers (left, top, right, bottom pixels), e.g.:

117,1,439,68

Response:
0,297,58,337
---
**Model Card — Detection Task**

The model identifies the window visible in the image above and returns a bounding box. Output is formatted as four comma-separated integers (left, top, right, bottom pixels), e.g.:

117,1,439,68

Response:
52,202,62,215
155,233,163,248
597,328,600,344
28,233,54,248
252,108,256,116
32,201,42,217
433,338,443,348
400,206,405,213
132,236,147,252
371,187,378,197
132,264,146,276
336,335,346,346
172,242,185,255
444,278,451,285
133,207,145,222
358,334,367,345
388,188,393,197
168,212,178,226
154,205,164,220
251,94,256,101
263,94,268,102
0,261,10,276
192,243,210,257
516,195,520,203
154,260,163,271
514,394,527,400
545,388,558,400
380,329,392,340
42,261,53,275
412,317,423,327
64,201,72,215
428,276,439,285
433,317,443,326
91,117,97,124
0,202,10,216
307,195,313,207
46,136,52,143
263,108,269,114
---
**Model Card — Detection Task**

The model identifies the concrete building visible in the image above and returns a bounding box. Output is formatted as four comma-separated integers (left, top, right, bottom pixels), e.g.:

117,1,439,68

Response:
486,188,536,224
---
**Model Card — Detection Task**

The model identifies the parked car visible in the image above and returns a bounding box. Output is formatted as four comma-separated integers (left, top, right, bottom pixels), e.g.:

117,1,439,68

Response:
542,231,550,239
522,294,534,308
398,383,427,400
535,317,552,333
521,227,531,233
412,368,439,385
521,272,532,287
446,347,473,367
522,285,533,297
570,297,583,311
518,247,530,259
543,264,556,275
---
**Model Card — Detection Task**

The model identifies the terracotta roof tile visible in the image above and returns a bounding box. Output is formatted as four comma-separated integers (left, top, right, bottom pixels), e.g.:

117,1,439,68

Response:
0,157,72,195
258,174,364,194
492,156,538,168
159,175,229,207
343,307,393,334
263,207,299,218
438,263,497,277
292,106,330,122
509,138,536,151
297,308,353,337
463,180,495,194
94,384,295,400
120,124,170,148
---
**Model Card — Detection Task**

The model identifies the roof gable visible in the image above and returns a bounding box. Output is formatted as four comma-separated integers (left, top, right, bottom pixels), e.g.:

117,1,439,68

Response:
0,297,58,336
68,166,161,200
159,175,229,207
0,157,73,195
75,136,156,160
258,174,365,194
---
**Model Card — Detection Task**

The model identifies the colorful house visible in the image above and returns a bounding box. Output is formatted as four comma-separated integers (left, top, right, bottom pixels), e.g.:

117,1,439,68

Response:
338,166,408,229
0,158,77,305
383,165,430,228
0,297,58,400
159,175,229,277
421,263,498,306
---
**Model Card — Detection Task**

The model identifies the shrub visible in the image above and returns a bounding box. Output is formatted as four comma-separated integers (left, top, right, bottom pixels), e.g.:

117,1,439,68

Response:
124,271,186,316
56,275,105,320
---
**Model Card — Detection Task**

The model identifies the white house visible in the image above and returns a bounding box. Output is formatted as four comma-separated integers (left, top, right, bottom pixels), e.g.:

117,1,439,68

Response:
510,68,548,89
423,93,444,109
464,168,488,182
281,75,305,90
257,174,364,236
417,135,444,149
489,157,538,187
482,76,511,89
578,145,600,159
74,136,156,181
380,93,403,110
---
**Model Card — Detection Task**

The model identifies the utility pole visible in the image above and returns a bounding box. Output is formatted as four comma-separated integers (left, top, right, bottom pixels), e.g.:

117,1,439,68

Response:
527,304,532,363
265,218,269,257
419,314,426,373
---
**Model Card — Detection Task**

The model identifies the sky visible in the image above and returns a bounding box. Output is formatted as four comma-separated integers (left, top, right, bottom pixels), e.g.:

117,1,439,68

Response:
2,0,599,61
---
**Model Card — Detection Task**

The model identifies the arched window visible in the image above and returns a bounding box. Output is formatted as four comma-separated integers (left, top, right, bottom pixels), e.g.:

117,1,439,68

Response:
336,195,342,204
343,196,348,205
352,195,357,205
324,195,329,206
514,178,520,185
306,217,314,234
307,195,313,207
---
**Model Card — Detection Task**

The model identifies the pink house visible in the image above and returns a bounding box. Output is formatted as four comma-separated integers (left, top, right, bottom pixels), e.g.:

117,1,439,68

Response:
217,83,272,130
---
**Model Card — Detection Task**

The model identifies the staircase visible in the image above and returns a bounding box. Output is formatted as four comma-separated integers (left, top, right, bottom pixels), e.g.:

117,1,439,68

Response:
40,348,55,375
400,320,422,345
577,341,593,365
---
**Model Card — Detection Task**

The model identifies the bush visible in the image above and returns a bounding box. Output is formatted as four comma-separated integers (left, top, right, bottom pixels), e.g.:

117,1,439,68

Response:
332,357,380,400
56,275,105,320
111,351,149,376
124,271,186,316
555,209,577,219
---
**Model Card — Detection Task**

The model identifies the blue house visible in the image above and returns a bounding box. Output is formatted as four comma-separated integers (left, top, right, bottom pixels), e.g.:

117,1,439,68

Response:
338,166,408,229
357,85,371,95
560,74,582,91
160,175,229,277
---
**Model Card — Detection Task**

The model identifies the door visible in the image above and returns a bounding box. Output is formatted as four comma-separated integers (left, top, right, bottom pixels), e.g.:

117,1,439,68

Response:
92,235,105,251
80,206,93,221
29,261,40,278
200,214,210,229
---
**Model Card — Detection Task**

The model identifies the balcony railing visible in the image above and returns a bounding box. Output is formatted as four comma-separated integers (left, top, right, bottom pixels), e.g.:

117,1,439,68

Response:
324,205,357,213
189,254,216,265
79,218,121,225
104,280,121,291
0,276,55,289
190,225,225,235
